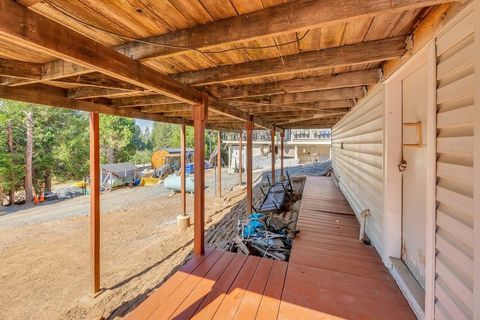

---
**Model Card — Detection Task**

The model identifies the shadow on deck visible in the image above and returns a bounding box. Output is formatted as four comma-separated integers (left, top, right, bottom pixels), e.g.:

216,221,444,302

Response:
124,177,415,320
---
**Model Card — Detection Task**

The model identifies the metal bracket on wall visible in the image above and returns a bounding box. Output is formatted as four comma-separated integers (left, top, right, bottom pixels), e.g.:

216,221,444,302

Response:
403,121,422,148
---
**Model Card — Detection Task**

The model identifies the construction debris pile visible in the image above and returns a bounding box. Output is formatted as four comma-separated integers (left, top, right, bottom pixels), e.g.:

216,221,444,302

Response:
225,171,301,261
227,212,299,261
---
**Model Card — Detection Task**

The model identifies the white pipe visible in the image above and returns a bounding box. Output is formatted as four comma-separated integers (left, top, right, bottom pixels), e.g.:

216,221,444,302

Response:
359,209,371,242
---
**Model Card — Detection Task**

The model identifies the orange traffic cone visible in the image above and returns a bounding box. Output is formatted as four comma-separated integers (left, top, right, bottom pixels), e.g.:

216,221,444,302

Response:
39,192,45,203
33,193,39,205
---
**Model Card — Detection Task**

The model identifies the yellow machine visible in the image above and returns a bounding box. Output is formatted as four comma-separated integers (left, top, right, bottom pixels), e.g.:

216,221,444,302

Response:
151,149,180,170
151,148,194,178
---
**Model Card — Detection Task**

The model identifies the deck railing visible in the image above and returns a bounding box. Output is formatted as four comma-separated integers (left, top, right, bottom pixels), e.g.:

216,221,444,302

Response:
221,129,331,142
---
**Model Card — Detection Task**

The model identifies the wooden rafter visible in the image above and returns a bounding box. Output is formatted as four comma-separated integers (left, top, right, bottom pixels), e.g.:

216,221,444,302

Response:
0,58,42,79
207,69,379,99
110,95,179,108
228,87,364,106
240,100,354,112
173,37,407,85
67,87,145,99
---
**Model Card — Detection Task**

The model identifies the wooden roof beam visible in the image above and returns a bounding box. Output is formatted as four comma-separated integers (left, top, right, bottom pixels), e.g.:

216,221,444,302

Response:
174,37,407,85
109,94,180,108
228,87,365,106
207,69,379,99
67,87,146,99
114,0,458,61
3,60,90,87
279,113,344,125
140,104,191,113
240,100,354,112
0,0,272,128
0,58,42,79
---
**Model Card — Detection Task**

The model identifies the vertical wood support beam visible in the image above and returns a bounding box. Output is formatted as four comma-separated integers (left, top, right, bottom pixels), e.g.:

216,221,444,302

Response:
89,112,100,295
246,119,254,214
193,94,208,256
280,130,285,179
271,128,276,184
216,131,222,197
239,131,243,185
180,124,186,216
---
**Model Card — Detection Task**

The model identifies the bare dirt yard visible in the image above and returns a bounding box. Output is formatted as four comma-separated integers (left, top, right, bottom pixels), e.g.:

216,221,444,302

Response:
0,162,328,320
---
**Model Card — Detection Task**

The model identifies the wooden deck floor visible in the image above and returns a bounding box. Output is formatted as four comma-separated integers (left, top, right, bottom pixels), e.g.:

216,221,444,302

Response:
126,176,414,320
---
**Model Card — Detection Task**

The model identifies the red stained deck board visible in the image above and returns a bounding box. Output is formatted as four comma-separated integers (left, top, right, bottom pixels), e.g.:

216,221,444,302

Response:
255,261,288,320
145,250,225,319
212,256,262,320
168,251,237,320
191,254,248,320
233,258,274,319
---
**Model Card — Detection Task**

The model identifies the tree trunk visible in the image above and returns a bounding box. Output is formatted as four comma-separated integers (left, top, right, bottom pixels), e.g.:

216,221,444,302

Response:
7,120,14,205
25,112,34,203
45,171,52,192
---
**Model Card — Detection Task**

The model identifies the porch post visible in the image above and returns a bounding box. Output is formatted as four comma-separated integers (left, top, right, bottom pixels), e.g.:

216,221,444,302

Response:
216,131,222,197
180,124,186,216
246,119,254,214
280,130,285,179
270,128,276,184
239,130,243,185
193,94,208,256
89,112,100,295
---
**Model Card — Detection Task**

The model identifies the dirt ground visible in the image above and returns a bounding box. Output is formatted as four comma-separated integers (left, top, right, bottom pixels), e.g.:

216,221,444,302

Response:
0,162,318,320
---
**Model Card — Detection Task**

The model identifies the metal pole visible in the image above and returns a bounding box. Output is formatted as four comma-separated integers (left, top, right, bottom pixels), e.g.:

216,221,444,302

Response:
89,112,100,295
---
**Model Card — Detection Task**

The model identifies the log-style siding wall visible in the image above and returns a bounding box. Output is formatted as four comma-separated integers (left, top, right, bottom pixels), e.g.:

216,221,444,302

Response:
331,87,384,253
434,7,476,320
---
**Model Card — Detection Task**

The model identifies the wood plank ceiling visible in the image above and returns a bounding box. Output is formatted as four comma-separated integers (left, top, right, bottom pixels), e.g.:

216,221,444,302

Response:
0,0,457,130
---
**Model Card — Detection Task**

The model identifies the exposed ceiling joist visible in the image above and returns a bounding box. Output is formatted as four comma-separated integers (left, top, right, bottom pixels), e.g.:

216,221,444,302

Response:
240,100,354,112
0,58,42,79
208,69,379,99
229,87,364,106
67,87,145,99
140,104,191,113
0,0,272,128
110,94,180,108
173,37,407,85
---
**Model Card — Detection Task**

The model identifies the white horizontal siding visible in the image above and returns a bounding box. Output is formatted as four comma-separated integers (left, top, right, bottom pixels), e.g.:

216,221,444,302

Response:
332,87,384,254
434,7,475,319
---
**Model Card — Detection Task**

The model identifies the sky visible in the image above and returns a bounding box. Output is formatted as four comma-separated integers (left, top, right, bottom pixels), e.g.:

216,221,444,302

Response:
135,119,153,133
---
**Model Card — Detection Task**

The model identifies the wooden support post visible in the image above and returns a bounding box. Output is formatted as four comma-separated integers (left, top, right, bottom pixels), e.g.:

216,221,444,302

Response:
239,131,243,185
216,131,222,198
193,94,208,256
280,130,285,179
89,112,100,295
246,119,254,214
180,124,186,216
271,128,276,184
